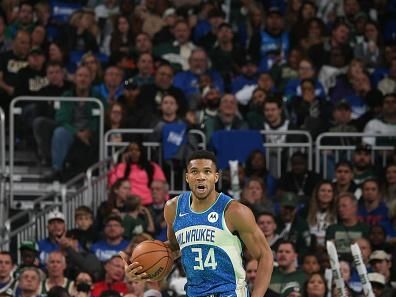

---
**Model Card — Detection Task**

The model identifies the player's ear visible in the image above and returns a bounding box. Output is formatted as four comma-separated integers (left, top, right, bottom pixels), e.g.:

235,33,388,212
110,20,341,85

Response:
214,170,219,183
185,172,189,184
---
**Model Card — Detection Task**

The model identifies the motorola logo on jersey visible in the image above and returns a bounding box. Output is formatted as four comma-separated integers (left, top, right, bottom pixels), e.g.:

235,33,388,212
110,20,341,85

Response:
208,212,218,223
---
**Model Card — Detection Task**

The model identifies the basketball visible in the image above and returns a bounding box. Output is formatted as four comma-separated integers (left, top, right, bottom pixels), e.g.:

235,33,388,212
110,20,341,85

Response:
130,240,174,280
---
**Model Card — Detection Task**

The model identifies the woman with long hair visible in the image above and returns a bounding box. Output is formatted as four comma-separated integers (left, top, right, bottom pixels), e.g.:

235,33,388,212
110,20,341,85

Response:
105,102,128,144
109,15,135,55
96,178,131,230
108,141,166,205
306,180,337,248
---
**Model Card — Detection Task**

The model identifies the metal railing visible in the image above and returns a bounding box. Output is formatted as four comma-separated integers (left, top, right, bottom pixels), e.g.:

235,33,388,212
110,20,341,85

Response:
9,96,105,205
316,132,396,178
104,128,207,192
0,192,60,252
260,130,313,178
0,107,6,228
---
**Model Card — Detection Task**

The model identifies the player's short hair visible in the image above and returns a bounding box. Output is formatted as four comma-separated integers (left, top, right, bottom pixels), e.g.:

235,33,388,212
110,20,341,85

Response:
186,150,217,170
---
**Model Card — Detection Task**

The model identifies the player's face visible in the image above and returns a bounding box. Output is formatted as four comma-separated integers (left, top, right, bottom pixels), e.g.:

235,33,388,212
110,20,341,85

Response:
186,159,219,200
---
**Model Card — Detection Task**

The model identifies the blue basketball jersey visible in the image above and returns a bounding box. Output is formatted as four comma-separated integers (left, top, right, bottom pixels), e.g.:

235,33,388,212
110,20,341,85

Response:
173,192,248,297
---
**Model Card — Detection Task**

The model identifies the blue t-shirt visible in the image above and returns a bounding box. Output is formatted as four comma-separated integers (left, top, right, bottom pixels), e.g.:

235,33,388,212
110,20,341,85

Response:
90,239,129,262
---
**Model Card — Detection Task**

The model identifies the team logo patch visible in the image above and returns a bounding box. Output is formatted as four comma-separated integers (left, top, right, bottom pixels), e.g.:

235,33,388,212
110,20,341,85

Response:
208,212,218,223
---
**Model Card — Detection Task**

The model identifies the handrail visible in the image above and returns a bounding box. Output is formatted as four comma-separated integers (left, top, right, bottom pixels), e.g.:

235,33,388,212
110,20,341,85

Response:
0,107,6,228
259,129,313,170
315,132,396,173
9,96,105,205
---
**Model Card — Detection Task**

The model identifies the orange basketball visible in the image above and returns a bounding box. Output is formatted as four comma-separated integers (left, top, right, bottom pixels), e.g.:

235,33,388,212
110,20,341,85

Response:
130,240,174,280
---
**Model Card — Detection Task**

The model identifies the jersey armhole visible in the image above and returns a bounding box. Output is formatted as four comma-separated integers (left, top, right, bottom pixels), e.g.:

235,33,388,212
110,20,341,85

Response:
172,195,181,226
222,199,236,236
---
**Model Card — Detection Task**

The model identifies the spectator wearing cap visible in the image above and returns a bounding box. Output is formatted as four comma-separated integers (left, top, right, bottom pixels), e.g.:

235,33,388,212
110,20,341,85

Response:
249,5,290,72
368,272,391,297
153,8,177,45
231,54,259,95
153,19,196,72
363,93,396,147
329,100,358,141
15,241,40,277
37,210,66,265
14,47,48,97
0,30,30,110
369,251,394,292
173,48,224,109
276,192,311,253
0,251,16,294
209,23,244,90
358,178,394,235
90,215,129,262
94,65,124,104
352,144,378,185
14,266,43,297
326,192,370,260
91,255,127,297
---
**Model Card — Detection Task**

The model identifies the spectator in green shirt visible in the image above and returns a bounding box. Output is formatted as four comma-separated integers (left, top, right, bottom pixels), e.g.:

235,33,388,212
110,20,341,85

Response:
269,240,308,297
326,192,370,260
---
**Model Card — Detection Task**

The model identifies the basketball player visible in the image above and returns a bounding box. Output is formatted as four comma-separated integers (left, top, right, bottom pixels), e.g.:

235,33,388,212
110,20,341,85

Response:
121,150,273,297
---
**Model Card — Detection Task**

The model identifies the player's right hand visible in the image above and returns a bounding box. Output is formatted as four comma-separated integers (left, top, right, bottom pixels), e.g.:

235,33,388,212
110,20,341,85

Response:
119,251,148,281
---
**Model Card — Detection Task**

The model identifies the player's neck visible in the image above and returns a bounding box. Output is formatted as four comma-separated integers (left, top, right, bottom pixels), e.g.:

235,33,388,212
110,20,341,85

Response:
191,192,219,212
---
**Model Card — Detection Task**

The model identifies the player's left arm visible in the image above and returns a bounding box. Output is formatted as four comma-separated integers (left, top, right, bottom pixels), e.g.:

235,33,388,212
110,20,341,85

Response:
226,202,274,297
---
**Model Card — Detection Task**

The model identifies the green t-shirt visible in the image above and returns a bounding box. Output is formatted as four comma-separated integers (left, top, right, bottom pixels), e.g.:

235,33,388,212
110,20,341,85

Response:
122,214,147,240
269,267,308,297
325,222,370,259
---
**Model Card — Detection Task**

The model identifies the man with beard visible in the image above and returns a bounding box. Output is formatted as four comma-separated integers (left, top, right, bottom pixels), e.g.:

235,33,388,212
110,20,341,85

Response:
189,86,221,130
249,6,289,72
352,143,378,185
231,55,259,98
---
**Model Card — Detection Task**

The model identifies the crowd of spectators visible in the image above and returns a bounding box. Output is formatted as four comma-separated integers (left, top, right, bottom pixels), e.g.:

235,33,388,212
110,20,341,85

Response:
1,0,396,297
